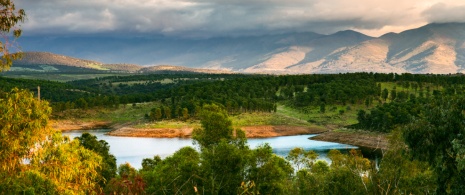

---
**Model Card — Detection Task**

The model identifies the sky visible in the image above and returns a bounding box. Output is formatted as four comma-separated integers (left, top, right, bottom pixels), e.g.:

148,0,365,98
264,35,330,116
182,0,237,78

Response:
16,0,465,38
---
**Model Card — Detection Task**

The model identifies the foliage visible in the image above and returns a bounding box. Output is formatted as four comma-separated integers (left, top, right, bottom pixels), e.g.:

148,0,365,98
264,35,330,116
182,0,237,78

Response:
369,130,436,194
0,88,52,172
141,147,200,194
105,163,146,194
76,132,117,188
0,88,103,194
0,0,26,71
29,133,103,194
403,96,465,194
246,144,293,194
193,104,236,148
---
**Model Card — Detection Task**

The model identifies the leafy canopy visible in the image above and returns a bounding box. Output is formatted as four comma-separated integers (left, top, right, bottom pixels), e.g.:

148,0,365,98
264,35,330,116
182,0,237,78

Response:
0,0,26,71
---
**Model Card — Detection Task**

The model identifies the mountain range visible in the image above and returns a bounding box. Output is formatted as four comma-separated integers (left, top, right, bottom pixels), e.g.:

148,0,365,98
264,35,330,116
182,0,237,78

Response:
15,22,465,74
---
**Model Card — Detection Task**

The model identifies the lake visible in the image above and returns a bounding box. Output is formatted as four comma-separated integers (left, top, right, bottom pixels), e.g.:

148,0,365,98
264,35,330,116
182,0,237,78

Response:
63,129,357,169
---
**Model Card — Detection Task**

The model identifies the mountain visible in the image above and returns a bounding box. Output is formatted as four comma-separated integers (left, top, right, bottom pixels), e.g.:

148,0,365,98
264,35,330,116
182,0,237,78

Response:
9,52,141,73
304,23,465,74
8,52,232,74
17,23,465,74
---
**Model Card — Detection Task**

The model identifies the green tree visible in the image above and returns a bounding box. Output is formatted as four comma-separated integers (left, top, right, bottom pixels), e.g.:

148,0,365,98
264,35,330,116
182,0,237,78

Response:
403,97,465,194
390,88,397,101
382,88,389,102
0,88,53,173
182,107,189,120
141,147,200,194
286,147,318,171
29,134,103,194
77,132,117,188
193,104,248,194
193,104,235,148
369,130,436,194
0,89,103,193
0,0,25,71
246,144,293,194
164,106,171,119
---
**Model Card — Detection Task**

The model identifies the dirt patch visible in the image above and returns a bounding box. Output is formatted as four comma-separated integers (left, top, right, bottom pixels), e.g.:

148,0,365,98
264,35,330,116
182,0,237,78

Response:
52,120,112,131
241,125,327,138
310,131,388,151
107,125,327,138
107,126,193,138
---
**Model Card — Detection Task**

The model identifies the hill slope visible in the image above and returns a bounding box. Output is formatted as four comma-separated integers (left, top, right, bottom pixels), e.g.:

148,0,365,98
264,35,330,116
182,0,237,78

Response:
9,52,231,74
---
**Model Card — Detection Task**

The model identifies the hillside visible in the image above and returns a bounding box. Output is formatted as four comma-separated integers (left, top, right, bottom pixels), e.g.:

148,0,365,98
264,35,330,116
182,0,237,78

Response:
10,52,141,73
14,52,102,68
7,52,233,76
16,23,465,74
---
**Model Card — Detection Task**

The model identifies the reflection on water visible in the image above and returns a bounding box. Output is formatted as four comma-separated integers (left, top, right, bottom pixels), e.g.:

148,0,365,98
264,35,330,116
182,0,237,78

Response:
63,129,357,169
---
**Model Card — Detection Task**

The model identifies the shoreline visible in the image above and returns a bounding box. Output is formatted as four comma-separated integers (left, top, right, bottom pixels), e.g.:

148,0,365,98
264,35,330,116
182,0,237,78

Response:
52,120,388,151
106,125,328,138
310,131,388,151
52,120,327,138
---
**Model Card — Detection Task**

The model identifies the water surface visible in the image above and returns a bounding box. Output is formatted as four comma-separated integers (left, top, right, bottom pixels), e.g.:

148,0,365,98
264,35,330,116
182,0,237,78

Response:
63,129,356,169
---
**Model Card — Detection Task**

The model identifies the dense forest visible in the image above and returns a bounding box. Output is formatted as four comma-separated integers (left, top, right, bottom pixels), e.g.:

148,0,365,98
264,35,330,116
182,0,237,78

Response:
1,72,465,194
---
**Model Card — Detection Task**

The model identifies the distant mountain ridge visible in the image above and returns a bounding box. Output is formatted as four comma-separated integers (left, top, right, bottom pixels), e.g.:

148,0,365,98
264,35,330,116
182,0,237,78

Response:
10,52,232,74
17,22,465,74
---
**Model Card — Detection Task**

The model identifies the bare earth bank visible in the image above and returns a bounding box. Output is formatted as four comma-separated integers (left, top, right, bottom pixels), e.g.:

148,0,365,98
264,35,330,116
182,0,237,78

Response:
51,120,112,131
310,131,388,151
107,125,328,138
53,120,388,150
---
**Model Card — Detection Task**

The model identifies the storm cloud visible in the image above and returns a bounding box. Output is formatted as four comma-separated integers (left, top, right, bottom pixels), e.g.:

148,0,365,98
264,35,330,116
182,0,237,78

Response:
15,0,465,37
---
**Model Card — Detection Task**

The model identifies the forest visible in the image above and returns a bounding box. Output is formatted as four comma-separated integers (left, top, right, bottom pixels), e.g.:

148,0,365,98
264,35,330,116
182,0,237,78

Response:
1,72,465,194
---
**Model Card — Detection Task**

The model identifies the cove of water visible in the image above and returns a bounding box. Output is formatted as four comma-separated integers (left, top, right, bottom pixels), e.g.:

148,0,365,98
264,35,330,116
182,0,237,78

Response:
63,129,357,169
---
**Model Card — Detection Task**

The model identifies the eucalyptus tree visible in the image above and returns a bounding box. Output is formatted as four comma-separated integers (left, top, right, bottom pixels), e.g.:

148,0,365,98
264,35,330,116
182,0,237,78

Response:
0,89,103,194
0,0,25,71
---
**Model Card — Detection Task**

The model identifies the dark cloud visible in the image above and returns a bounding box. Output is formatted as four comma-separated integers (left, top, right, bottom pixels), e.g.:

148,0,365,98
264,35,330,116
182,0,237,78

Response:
422,3,465,23
14,0,465,37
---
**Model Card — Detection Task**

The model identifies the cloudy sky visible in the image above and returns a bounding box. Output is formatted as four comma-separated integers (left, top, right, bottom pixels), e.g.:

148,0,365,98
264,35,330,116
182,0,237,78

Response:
16,0,465,38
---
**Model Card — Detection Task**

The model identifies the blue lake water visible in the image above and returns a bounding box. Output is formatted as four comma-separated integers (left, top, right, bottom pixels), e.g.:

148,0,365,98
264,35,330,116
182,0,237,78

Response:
63,129,357,169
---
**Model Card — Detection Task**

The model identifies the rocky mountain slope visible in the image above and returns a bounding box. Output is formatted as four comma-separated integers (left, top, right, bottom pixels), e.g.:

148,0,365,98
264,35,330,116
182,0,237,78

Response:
17,23,465,74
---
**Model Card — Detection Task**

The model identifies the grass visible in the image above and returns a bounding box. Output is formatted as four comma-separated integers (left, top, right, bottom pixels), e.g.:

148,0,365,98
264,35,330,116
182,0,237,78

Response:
86,63,109,70
277,103,369,128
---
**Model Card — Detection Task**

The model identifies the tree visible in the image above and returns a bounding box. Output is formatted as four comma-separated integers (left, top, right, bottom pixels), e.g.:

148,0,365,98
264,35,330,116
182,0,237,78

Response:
0,88,103,193
141,147,201,194
77,132,117,188
0,0,26,71
382,88,389,102
286,147,318,171
0,88,53,172
193,104,235,148
164,106,171,119
182,107,189,120
403,97,465,194
29,134,103,194
246,144,293,194
369,130,436,194
105,163,145,194
193,104,248,194
390,88,397,101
